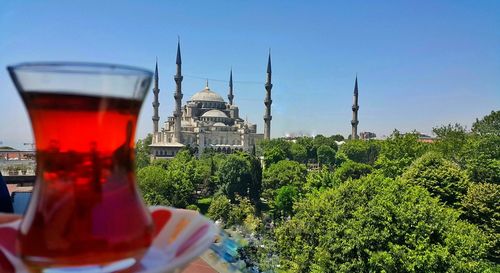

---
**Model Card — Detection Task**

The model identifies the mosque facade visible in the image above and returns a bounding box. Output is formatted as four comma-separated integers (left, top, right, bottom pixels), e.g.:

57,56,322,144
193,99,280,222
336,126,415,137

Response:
149,42,272,158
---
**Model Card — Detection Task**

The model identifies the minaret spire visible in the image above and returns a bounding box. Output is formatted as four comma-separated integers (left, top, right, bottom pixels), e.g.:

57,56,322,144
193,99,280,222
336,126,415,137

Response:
176,36,182,65
228,68,234,105
173,39,183,143
351,75,359,140
152,58,160,134
264,50,273,140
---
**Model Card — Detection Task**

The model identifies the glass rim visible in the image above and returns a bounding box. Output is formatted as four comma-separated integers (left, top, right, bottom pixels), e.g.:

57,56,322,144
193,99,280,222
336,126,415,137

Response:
7,62,153,77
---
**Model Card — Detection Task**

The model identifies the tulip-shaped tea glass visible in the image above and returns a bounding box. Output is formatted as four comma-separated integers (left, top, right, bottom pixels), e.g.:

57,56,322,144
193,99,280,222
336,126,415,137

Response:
7,63,155,271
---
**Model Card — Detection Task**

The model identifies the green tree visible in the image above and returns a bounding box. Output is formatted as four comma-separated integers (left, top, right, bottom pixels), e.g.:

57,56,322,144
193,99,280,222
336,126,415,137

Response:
186,204,200,211
207,195,257,228
290,142,308,163
207,194,231,223
263,146,288,167
472,110,500,136
240,153,263,206
137,165,170,206
333,160,373,182
258,138,291,158
275,174,495,273
274,185,299,218
462,135,500,184
432,123,468,163
317,144,336,166
165,166,196,208
304,166,337,192
461,182,500,261
313,134,338,152
154,150,198,208
218,154,252,201
375,130,428,178
262,160,307,200
194,153,223,197
402,152,469,207
227,196,256,227
331,134,345,141
151,158,169,170
296,136,316,161
338,139,381,165
135,134,152,169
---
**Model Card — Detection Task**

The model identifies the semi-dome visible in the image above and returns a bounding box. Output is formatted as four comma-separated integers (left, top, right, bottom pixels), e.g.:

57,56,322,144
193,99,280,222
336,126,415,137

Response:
213,122,226,127
202,109,228,118
190,86,225,102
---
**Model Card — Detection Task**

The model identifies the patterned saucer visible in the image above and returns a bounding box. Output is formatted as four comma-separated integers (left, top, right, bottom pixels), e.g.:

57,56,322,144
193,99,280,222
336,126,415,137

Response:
0,207,219,273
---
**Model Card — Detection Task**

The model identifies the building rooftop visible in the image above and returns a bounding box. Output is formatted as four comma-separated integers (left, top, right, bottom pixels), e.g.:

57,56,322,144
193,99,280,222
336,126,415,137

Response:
202,110,228,118
190,86,225,103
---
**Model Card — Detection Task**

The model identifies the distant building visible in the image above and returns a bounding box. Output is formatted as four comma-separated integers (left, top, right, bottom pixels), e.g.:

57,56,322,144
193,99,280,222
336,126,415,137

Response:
417,133,435,143
149,41,271,158
359,132,376,140
0,148,36,176
0,148,35,161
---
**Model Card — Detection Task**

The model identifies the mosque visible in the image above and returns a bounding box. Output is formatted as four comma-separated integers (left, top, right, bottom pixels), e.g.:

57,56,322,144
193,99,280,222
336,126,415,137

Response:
149,41,273,158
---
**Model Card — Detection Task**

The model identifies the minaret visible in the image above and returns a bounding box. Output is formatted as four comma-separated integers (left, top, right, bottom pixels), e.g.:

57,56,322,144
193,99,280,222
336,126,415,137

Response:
173,39,183,143
228,68,234,105
152,58,160,134
351,75,359,140
264,51,273,140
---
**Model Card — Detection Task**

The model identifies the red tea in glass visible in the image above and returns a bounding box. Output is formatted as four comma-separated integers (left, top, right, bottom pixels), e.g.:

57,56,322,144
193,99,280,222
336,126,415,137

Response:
7,63,155,271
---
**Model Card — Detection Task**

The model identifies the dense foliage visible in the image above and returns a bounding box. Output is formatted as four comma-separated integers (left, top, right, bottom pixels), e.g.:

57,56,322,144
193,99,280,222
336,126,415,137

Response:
275,175,495,272
402,152,469,207
333,160,373,182
262,160,307,200
135,133,152,169
461,182,500,261
375,131,428,178
337,139,380,165
134,110,500,272
472,110,500,136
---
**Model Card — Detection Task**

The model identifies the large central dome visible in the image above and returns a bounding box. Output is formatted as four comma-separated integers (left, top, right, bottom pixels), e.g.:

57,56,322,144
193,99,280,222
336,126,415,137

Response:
190,86,225,102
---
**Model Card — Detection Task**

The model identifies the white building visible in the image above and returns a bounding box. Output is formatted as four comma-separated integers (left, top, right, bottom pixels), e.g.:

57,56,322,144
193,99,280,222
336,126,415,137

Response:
150,42,267,158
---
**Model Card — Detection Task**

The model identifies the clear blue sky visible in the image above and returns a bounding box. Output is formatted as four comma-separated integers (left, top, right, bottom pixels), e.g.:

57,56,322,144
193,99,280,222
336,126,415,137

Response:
1,0,499,149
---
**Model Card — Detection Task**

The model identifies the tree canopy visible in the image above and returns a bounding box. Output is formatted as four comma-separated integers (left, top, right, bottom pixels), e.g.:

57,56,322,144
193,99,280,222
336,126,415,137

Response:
334,160,373,183
338,139,380,165
274,185,299,218
262,160,307,200
472,110,500,136
135,133,152,169
275,174,495,273
317,144,336,166
375,131,428,178
402,152,469,207
218,154,253,201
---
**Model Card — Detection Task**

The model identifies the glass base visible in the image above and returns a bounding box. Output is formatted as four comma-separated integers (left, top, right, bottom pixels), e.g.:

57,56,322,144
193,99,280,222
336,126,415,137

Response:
26,257,137,273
